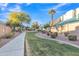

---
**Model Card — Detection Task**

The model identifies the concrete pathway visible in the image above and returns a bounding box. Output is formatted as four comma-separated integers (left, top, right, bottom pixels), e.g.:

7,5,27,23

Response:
36,32,79,49
0,31,26,56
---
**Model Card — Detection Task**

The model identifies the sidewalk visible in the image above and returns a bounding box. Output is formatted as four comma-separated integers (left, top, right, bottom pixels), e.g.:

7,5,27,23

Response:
36,32,79,49
0,31,26,56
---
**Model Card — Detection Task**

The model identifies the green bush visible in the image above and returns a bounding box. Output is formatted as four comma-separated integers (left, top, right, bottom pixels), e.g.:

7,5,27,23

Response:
50,32,58,38
5,32,14,39
46,32,50,36
47,31,52,36
64,32,69,37
68,35,77,41
41,30,46,34
37,29,42,32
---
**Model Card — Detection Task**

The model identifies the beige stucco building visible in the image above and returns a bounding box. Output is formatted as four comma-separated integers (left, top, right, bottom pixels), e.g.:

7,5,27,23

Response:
50,8,79,33
63,10,75,21
76,8,79,19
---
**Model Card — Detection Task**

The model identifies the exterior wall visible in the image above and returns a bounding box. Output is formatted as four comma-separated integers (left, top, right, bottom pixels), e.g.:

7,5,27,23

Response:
62,22,79,32
76,8,79,19
63,10,75,21
50,27,57,32
56,22,79,33
57,10,76,33
60,9,78,32
0,24,12,37
50,8,79,33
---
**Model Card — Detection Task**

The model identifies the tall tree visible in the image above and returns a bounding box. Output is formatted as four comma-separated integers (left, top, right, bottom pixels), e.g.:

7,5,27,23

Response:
32,22,39,30
7,12,31,30
17,12,31,24
49,9,56,27
44,23,50,29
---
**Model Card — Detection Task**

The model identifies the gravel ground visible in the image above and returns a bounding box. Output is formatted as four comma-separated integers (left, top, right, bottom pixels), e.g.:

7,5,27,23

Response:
0,32,20,48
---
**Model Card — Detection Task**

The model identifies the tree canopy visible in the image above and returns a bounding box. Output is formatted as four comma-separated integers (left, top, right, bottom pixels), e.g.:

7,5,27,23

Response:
31,22,40,30
48,9,56,15
44,23,50,29
7,12,31,27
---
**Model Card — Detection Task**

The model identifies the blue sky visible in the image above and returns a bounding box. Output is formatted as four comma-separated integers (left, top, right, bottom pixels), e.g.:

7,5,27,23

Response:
0,3,79,25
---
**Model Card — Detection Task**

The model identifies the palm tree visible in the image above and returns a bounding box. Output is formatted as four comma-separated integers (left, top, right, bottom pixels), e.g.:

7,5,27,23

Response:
49,9,56,20
49,9,56,27
49,9,56,32
31,22,39,30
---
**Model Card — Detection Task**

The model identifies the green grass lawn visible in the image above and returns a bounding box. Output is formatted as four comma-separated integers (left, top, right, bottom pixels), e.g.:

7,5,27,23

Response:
26,32,79,56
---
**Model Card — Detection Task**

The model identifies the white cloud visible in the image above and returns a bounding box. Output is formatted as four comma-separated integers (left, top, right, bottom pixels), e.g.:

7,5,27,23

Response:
1,7,5,11
0,13,9,23
0,3,8,11
17,3,32,6
9,5,22,12
0,3,8,7
0,13,9,18
26,3,32,6
40,3,67,11
53,3,67,9
0,4,22,23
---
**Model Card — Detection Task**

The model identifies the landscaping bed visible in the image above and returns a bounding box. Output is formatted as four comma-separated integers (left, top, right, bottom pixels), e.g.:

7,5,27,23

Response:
26,32,79,56
0,31,21,48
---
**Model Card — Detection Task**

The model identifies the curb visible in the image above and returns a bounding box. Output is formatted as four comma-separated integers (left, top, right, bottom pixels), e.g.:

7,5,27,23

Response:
35,33,79,49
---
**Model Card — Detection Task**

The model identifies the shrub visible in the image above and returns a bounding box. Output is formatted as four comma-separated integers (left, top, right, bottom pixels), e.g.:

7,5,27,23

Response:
68,35,77,41
64,32,69,37
5,32,14,39
47,31,53,36
37,30,42,32
46,32,50,36
50,32,58,38
42,30,46,34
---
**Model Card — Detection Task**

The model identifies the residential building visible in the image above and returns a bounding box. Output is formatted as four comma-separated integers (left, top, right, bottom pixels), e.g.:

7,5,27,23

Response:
50,8,79,33
59,10,76,32
61,8,78,32
63,10,75,21
76,8,79,19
